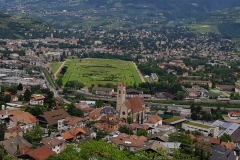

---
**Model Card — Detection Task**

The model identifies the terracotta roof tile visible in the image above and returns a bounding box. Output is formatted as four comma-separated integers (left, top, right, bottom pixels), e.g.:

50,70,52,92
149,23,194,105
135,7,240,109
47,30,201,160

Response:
8,110,38,125
38,109,70,125
61,127,86,140
41,137,64,149
145,115,162,124
26,146,56,160
88,108,103,120
110,133,147,147
131,123,140,130
125,97,145,114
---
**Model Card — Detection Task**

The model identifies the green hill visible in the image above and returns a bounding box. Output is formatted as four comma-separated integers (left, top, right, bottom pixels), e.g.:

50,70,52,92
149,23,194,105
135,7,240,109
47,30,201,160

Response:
0,13,53,39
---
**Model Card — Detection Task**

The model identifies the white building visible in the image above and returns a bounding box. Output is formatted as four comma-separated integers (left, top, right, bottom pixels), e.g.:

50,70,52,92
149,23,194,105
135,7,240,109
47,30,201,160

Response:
41,137,66,154
182,121,219,137
30,94,45,106
8,110,38,132
228,111,240,120
144,115,162,128
58,116,86,131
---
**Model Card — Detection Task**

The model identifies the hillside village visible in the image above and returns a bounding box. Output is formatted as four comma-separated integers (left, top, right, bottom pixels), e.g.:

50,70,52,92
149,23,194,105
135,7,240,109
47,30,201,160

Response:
0,80,240,159
0,25,240,159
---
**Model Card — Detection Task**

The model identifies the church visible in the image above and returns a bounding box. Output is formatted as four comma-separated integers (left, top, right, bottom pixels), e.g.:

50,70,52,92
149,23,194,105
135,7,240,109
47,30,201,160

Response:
116,81,146,124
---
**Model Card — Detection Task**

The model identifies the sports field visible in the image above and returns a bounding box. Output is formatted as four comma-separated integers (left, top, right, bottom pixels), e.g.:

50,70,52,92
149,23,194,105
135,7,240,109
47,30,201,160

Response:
56,58,143,87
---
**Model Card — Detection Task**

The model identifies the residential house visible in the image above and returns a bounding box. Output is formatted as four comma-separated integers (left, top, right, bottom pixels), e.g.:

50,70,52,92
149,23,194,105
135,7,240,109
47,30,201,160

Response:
155,92,174,100
61,127,86,142
184,88,198,97
134,141,168,153
195,136,221,146
144,115,162,128
40,137,66,154
93,114,124,133
181,80,212,88
8,110,38,132
58,116,86,131
75,102,93,116
0,137,32,156
211,146,236,160
17,146,56,160
216,85,235,91
30,94,45,106
182,121,219,137
160,142,181,154
38,109,70,126
228,111,240,120
110,133,148,151
126,89,144,98
88,107,103,121
92,87,114,96
4,126,23,139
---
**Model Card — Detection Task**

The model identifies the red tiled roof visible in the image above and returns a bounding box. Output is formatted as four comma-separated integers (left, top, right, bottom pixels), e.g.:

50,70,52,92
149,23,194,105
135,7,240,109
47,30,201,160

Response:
229,111,240,117
26,146,56,160
19,145,31,154
131,123,140,130
125,97,145,114
61,127,86,140
8,110,38,125
145,115,162,124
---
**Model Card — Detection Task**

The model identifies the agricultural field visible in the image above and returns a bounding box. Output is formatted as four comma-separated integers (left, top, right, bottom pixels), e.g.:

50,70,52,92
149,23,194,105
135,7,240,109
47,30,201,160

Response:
50,62,63,74
188,24,220,34
57,58,143,87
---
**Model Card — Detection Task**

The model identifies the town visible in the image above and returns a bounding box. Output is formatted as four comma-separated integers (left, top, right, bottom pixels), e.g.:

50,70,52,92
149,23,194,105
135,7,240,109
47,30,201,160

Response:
0,8,240,160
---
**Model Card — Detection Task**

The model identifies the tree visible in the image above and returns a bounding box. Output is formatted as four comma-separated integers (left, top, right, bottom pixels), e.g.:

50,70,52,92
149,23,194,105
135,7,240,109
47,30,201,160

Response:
95,131,106,140
95,99,104,108
0,145,7,160
136,128,148,137
127,117,133,124
0,124,6,141
24,88,31,102
175,91,185,100
47,140,171,160
17,83,23,91
220,133,232,142
3,155,18,160
169,132,193,145
4,95,11,103
23,125,44,147
118,125,133,135
66,103,84,117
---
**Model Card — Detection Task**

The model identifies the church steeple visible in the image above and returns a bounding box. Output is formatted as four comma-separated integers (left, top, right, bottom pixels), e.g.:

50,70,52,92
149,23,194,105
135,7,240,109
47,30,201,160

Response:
116,81,126,112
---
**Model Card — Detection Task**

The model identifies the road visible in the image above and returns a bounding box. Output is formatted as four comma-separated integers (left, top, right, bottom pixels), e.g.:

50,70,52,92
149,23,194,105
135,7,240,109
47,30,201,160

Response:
133,62,145,82
41,69,71,104
53,60,67,80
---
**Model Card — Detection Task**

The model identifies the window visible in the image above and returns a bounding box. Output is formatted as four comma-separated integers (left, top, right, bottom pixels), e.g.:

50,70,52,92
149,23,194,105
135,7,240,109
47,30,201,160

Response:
119,90,121,94
122,111,126,115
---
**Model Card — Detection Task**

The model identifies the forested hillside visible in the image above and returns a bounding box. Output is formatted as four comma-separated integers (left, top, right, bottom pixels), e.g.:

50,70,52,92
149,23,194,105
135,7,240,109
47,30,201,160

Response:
0,13,53,39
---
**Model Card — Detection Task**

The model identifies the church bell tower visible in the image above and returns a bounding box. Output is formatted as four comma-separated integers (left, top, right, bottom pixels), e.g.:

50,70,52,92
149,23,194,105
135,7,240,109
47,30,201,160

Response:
116,81,126,112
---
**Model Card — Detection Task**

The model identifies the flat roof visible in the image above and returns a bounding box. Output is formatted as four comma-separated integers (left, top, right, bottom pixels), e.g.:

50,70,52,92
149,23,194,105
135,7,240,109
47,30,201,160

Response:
184,121,214,129
163,116,186,124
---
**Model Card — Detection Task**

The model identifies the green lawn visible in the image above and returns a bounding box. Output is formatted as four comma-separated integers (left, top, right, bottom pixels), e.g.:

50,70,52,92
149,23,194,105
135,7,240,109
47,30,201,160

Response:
183,121,214,129
50,62,63,74
188,24,220,34
57,58,143,87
